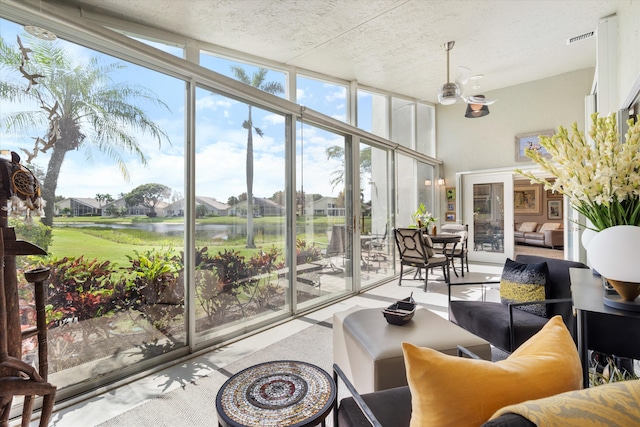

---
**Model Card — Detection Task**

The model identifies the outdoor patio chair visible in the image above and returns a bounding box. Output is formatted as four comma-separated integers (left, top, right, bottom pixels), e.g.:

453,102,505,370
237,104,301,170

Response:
319,224,346,273
363,227,389,272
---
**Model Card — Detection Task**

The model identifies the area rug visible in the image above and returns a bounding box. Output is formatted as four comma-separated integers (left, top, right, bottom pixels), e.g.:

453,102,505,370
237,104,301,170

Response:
96,320,333,427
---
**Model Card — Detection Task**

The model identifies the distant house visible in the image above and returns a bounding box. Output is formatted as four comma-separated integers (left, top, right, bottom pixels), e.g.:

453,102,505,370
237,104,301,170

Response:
56,197,102,216
311,197,344,217
102,197,168,217
164,196,229,217
229,197,284,217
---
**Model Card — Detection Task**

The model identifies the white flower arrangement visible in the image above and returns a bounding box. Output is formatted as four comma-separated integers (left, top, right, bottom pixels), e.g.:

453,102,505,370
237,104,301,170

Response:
517,112,640,231
411,202,437,229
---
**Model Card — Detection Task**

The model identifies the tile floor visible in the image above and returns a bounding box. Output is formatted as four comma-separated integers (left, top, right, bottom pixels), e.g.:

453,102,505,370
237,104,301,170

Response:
31,262,503,427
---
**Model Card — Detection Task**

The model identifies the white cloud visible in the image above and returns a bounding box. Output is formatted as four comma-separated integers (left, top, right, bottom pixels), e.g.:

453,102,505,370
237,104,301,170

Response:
325,87,346,103
263,114,285,125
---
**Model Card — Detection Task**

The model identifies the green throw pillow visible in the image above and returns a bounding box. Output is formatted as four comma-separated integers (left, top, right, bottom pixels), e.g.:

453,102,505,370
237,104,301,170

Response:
500,258,549,317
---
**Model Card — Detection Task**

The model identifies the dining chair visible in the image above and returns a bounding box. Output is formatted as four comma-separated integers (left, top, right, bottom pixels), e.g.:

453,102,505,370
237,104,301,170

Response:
394,228,449,292
440,224,469,277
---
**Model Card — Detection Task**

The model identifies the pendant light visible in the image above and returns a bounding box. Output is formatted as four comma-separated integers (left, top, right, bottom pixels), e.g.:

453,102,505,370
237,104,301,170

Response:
465,95,490,118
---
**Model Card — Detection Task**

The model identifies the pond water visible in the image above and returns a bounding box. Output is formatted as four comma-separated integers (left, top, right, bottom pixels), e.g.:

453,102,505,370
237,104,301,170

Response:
59,221,330,240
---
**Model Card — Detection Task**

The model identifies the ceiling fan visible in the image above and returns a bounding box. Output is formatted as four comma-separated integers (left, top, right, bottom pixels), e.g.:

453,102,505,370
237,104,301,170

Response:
437,41,497,107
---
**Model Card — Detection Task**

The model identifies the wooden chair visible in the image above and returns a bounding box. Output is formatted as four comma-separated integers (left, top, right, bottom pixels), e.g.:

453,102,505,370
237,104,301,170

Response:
0,230,56,427
394,228,449,292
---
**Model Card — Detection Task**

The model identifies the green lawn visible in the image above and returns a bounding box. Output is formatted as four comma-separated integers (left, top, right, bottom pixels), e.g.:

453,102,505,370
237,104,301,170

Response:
47,215,352,265
49,228,164,266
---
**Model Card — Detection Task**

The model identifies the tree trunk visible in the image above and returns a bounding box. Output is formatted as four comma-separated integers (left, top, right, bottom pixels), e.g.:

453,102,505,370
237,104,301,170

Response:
40,116,81,226
246,106,255,248
40,142,68,227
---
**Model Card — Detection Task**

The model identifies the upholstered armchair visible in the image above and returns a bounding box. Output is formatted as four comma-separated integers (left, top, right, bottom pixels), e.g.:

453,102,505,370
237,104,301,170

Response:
448,255,589,353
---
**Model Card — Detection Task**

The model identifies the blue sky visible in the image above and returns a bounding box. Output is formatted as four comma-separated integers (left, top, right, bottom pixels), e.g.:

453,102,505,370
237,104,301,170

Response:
1,17,373,204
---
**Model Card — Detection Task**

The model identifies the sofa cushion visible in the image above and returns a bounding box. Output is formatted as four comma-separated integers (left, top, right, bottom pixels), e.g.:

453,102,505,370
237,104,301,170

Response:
338,385,412,427
423,234,436,257
489,379,640,426
500,258,549,317
518,222,538,232
539,222,560,232
449,300,550,352
482,413,536,427
402,316,582,427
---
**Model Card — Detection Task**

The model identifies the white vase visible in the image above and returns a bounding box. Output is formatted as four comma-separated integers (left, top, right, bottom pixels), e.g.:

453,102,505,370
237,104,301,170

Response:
587,225,640,300
581,228,597,251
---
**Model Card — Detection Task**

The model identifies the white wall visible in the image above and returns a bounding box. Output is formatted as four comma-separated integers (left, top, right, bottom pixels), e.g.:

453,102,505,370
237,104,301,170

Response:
435,67,594,184
618,1,640,107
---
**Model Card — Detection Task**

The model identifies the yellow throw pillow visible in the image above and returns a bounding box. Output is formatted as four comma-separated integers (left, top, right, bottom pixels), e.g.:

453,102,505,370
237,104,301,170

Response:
402,316,582,427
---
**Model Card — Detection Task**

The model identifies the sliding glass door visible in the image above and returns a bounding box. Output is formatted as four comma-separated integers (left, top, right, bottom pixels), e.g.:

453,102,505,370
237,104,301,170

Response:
359,140,394,286
194,85,288,344
296,121,353,310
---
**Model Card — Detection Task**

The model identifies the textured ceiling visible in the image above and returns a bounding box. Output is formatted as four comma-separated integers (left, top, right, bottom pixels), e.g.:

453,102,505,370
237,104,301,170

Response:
51,0,620,103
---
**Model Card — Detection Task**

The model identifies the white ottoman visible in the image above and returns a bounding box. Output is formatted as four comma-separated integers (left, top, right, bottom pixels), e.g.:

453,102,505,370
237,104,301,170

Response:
333,306,491,393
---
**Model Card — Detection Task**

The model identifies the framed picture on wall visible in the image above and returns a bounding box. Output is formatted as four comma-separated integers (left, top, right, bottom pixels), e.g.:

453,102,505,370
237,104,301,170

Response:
515,130,554,162
547,200,562,220
445,212,456,222
447,202,455,211
446,187,456,201
514,185,541,214
546,188,562,199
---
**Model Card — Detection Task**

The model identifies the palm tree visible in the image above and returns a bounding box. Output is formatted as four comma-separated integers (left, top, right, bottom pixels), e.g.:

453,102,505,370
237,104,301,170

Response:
0,35,169,226
326,145,372,191
230,67,283,248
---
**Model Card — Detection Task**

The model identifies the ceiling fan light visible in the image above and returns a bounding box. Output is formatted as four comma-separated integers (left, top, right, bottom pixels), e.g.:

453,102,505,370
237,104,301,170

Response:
465,103,490,118
438,82,460,105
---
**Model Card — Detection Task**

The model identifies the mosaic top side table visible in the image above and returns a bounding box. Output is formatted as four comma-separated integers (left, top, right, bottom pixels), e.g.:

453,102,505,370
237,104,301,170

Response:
216,360,336,427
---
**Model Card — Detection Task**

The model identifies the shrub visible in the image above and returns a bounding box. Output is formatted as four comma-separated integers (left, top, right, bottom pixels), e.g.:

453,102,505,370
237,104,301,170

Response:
10,217,52,252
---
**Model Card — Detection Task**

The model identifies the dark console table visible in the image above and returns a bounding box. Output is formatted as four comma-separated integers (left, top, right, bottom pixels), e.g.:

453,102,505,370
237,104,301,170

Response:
570,268,640,386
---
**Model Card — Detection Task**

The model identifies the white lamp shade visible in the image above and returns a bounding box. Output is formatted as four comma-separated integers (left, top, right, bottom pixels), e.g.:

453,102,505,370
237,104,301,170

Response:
587,226,640,282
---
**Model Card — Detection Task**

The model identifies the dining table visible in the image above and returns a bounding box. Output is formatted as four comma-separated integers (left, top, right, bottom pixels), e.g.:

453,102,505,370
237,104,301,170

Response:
427,233,462,277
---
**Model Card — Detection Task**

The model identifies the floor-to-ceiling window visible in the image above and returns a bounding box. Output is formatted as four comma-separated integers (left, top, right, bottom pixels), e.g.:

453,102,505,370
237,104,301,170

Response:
193,85,288,345
0,5,442,412
0,18,187,393
297,75,348,122
360,140,393,284
296,120,353,309
391,96,415,148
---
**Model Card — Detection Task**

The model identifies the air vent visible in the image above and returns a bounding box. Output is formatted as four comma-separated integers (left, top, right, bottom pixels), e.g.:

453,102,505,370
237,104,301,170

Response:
566,31,595,45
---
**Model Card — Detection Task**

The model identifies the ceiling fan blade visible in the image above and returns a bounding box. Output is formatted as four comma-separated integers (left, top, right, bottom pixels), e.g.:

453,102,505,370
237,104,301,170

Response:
462,95,497,105
455,66,471,90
